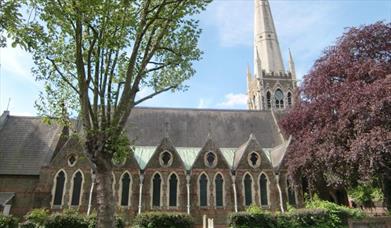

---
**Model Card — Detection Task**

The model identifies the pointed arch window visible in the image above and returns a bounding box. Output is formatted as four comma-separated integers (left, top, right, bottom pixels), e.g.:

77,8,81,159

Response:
244,174,253,206
287,92,292,107
215,174,224,207
169,174,178,207
275,89,284,109
120,172,131,206
260,174,269,206
199,174,208,207
266,91,271,109
152,173,162,207
70,171,83,206
53,170,66,206
287,179,296,206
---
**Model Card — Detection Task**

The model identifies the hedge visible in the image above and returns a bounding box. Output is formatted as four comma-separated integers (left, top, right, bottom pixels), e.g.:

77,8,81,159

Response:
20,209,124,228
0,214,18,228
133,212,193,228
229,200,364,228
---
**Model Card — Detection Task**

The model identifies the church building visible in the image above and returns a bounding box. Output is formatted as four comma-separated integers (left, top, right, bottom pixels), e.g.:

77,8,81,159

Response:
0,0,300,225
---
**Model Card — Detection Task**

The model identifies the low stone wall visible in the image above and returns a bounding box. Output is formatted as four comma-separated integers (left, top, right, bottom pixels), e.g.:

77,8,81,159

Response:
348,217,391,228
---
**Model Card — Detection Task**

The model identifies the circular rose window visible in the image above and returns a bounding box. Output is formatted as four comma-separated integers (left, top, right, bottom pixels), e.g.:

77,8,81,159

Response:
159,151,173,167
204,151,217,168
68,154,77,167
247,151,261,168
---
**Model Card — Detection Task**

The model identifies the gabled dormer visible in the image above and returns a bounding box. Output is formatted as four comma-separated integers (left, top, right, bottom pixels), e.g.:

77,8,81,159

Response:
144,137,185,170
233,134,273,171
191,137,230,170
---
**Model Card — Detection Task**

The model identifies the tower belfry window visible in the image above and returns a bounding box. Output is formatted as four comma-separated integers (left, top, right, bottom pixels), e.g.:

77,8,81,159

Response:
275,89,284,109
287,92,292,107
266,91,271,109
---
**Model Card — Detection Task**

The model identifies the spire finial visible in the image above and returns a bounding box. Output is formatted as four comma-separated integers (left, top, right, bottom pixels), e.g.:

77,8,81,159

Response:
288,49,296,80
254,0,285,74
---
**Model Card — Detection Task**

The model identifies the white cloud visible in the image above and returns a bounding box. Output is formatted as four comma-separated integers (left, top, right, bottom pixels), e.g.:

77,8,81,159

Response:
218,93,247,108
1,38,36,84
204,0,337,58
204,1,252,47
197,98,211,109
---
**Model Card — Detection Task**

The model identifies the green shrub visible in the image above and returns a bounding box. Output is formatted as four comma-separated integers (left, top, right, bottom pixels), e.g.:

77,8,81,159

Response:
305,195,364,225
228,201,363,228
22,209,124,228
229,211,276,228
0,214,18,228
133,212,193,228
19,221,36,228
86,213,124,228
24,208,50,227
277,209,332,228
44,211,89,228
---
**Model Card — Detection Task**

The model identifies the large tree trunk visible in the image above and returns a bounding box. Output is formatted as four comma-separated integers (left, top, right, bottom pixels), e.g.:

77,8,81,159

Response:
94,150,115,228
95,165,115,227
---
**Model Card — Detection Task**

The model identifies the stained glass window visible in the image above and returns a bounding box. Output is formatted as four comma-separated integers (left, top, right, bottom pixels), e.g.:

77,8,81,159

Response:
200,174,208,207
71,171,83,206
53,171,66,206
260,174,268,206
215,174,223,207
120,173,131,206
152,173,161,207
244,174,252,206
169,174,178,207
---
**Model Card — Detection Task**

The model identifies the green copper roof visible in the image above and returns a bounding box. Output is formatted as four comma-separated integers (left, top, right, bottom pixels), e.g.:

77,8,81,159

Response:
133,146,279,171
220,148,237,168
176,147,201,170
133,146,156,169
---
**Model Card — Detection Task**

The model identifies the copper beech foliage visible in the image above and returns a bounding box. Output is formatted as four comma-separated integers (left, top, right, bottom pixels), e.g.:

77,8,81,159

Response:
280,22,391,187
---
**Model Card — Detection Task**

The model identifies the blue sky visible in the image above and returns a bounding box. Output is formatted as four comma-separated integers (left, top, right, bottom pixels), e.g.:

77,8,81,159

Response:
0,0,390,116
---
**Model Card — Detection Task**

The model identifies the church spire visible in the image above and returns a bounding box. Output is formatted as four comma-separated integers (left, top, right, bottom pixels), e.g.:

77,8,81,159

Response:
254,0,285,75
288,49,296,80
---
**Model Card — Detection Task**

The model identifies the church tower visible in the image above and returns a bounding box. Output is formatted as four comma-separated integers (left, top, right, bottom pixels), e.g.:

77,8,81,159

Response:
247,0,297,111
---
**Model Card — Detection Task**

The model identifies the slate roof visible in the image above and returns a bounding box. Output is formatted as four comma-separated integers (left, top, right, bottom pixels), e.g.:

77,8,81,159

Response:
0,114,62,175
126,107,283,148
0,107,288,175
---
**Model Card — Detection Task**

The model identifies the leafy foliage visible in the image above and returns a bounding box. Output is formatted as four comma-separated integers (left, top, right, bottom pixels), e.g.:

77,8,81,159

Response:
280,22,391,198
229,211,277,228
0,214,18,228
24,208,50,227
305,195,364,225
21,209,124,228
229,200,363,228
2,0,211,226
133,212,193,228
349,183,383,206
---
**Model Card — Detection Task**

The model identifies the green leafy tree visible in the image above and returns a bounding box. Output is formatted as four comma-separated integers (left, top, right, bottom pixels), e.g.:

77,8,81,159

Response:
1,0,211,226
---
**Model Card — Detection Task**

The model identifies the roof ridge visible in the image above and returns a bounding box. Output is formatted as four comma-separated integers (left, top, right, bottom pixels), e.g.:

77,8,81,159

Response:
134,106,275,113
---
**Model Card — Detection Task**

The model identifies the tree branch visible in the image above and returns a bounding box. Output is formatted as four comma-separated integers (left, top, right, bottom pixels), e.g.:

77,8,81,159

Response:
46,57,80,95
134,85,177,106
